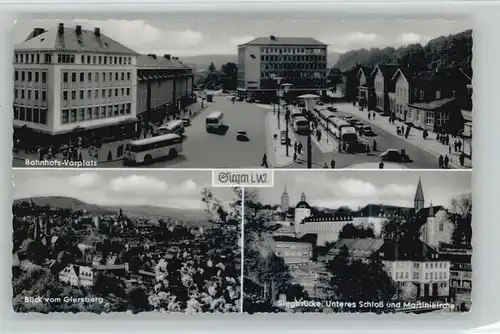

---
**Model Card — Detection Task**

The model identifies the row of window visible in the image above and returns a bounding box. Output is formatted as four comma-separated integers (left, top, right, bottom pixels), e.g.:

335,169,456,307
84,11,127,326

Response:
61,103,132,124
80,54,132,66
263,63,326,70
276,251,312,257
14,88,47,101
15,53,133,65
62,87,131,101
260,55,327,63
260,47,326,55
15,53,51,64
392,262,448,269
13,106,48,125
395,271,448,280
62,71,132,83
14,70,47,83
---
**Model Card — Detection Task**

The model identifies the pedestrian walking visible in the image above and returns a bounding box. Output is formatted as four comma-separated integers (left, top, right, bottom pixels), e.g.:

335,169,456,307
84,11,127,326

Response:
373,112,376,119
459,152,465,167
379,161,384,169
293,151,297,162
444,155,450,169
298,142,303,154
107,150,113,161
294,141,298,153
438,155,444,169
261,154,269,168
330,159,336,169
448,145,452,154
368,113,371,120
372,140,377,152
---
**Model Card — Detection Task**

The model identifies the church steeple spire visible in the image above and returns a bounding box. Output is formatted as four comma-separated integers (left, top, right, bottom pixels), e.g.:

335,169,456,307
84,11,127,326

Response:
414,177,425,212
280,185,290,213
301,192,306,202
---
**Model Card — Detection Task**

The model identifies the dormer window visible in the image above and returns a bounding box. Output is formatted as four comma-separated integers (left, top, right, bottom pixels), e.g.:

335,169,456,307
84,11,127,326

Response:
436,90,441,99
419,90,424,99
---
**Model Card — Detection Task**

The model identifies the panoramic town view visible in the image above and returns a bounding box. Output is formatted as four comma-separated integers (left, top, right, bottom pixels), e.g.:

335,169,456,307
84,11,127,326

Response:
11,18,472,169
12,169,241,313
244,171,472,313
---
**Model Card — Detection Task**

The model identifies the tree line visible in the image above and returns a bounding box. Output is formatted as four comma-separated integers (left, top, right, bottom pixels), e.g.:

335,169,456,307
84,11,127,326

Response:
334,30,473,73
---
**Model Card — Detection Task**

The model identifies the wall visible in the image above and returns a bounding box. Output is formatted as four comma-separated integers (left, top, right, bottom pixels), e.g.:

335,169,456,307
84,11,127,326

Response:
244,45,261,89
394,74,409,119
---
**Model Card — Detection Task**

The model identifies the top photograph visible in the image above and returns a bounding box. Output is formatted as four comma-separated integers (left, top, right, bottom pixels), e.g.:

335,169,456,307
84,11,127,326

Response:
11,18,473,169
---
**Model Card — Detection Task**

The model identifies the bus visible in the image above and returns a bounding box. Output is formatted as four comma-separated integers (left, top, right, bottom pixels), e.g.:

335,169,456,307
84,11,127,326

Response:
206,111,224,131
156,120,185,136
123,134,183,165
329,117,358,142
294,116,310,135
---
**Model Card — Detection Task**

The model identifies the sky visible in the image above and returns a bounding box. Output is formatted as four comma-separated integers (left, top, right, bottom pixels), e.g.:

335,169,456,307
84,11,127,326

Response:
12,169,236,211
257,171,471,210
11,16,472,56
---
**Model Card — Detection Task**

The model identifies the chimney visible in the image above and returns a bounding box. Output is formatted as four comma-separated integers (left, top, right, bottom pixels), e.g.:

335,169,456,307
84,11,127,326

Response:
76,25,82,36
94,27,100,37
58,23,64,35
164,54,171,60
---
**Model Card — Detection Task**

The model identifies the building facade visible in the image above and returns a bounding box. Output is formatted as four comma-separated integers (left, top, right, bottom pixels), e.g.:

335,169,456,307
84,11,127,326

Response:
237,36,328,98
327,238,451,300
272,237,314,264
356,66,375,110
13,23,139,144
59,264,94,287
136,54,194,123
372,64,399,113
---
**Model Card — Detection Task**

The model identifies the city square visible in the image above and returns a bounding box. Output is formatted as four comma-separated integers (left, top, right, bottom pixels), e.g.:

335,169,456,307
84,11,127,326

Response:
11,21,472,169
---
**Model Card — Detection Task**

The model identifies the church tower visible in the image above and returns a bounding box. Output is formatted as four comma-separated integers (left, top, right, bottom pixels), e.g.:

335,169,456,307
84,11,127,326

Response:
414,177,425,213
300,192,306,202
281,186,290,213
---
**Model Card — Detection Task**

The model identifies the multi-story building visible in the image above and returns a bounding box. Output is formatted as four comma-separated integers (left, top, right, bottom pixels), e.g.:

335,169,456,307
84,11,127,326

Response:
275,178,454,248
237,36,328,99
439,248,472,311
326,238,451,300
272,235,314,265
356,66,375,110
136,54,194,123
390,67,468,132
13,23,139,145
372,64,399,113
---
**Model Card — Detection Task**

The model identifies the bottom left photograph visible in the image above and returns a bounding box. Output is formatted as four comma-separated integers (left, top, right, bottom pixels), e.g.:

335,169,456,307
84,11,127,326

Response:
12,169,241,314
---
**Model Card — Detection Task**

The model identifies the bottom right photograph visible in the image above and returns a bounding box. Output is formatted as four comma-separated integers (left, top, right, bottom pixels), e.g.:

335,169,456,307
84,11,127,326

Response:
243,170,472,314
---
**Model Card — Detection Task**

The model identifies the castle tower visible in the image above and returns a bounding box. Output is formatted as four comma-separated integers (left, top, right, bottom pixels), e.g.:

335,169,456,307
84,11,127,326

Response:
281,186,290,213
414,177,425,213
294,193,312,234
424,202,436,247
300,192,306,202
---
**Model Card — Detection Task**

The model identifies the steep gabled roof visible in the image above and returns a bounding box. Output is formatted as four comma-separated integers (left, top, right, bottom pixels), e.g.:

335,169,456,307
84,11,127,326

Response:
240,36,327,46
414,178,425,202
136,54,192,70
372,64,399,79
15,26,138,55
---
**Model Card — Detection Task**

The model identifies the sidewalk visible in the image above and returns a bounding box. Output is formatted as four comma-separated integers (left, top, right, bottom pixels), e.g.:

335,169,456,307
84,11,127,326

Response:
335,102,472,169
13,100,205,166
311,121,340,154
265,110,300,168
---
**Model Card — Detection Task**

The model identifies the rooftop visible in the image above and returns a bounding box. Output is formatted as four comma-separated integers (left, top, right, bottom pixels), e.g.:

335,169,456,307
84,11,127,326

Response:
239,36,327,47
15,24,138,55
408,98,456,110
137,54,192,70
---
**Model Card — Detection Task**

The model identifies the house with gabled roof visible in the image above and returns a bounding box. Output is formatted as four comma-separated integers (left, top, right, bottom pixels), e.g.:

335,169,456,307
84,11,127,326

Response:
356,66,375,110
371,64,399,113
59,264,94,287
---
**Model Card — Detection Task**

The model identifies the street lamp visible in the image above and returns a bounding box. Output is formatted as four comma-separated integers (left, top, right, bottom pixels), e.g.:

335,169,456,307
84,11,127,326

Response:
273,77,282,115
298,93,320,169
281,83,293,157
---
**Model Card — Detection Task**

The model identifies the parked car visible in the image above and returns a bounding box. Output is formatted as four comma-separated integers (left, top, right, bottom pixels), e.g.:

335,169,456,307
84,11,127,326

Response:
380,149,410,162
354,122,364,130
327,106,337,112
182,117,191,126
246,97,255,103
237,130,249,141
361,126,375,136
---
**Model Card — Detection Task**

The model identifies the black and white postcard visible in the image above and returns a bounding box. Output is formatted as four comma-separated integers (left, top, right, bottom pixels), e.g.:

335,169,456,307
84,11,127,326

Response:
12,169,241,313
243,171,472,313
11,18,472,169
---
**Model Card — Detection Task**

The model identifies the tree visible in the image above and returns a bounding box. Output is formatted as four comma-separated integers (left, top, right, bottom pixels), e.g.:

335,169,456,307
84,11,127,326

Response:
220,62,238,90
451,193,472,248
322,246,397,312
208,62,216,72
338,223,375,239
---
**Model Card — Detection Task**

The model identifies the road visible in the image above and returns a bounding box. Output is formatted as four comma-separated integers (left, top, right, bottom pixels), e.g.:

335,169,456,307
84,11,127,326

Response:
287,109,440,169
105,96,268,168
